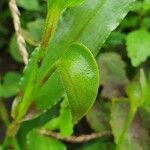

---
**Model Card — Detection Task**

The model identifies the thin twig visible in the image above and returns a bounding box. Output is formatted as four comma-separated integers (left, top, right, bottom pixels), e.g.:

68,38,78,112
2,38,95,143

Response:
9,0,28,65
39,129,112,143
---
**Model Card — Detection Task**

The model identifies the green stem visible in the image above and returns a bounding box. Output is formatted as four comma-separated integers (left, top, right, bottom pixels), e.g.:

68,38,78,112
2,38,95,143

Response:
18,5,61,121
30,63,57,102
39,4,61,59
40,62,58,87
8,4,62,137
116,108,137,150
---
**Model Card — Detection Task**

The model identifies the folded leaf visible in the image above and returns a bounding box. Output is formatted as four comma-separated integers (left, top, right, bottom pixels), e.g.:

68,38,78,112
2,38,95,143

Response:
12,0,135,121
56,43,99,123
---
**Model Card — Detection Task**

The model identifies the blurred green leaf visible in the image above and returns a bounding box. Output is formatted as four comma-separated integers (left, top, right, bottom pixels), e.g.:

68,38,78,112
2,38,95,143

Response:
127,81,143,112
0,72,21,98
44,97,73,137
27,129,66,150
79,139,115,150
110,100,150,150
86,100,111,132
17,0,40,11
9,35,23,63
142,0,150,12
126,29,150,67
140,70,150,112
97,52,128,99
104,31,126,48
22,19,44,46
143,17,150,29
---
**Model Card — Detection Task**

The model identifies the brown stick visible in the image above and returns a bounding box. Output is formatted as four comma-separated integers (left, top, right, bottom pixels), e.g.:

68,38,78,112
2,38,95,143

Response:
39,129,112,143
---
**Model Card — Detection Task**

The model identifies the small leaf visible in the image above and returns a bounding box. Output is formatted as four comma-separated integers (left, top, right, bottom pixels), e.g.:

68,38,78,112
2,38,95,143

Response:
127,81,143,112
126,29,150,66
9,35,23,63
97,52,128,99
0,72,21,98
22,19,44,46
27,129,66,150
110,100,150,150
86,100,111,132
56,43,99,123
44,96,73,137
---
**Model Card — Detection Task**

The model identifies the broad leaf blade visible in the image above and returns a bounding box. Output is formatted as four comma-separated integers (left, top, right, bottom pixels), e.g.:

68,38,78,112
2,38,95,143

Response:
13,0,135,121
126,29,150,66
37,0,135,108
57,43,99,123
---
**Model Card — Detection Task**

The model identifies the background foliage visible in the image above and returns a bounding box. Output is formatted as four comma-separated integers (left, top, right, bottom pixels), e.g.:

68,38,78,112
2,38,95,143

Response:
0,0,150,149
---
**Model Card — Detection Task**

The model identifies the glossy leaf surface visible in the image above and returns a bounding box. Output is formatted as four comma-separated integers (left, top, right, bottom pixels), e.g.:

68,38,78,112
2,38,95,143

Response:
12,0,135,121
56,43,99,123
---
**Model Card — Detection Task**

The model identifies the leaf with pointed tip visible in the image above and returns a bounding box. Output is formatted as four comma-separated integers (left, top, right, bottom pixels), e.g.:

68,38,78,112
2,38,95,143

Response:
56,43,99,123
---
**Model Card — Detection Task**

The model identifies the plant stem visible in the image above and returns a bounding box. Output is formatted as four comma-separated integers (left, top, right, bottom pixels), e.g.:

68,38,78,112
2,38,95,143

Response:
8,3,62,138
116,108,137,150
39,4,61,60
40,62,58,87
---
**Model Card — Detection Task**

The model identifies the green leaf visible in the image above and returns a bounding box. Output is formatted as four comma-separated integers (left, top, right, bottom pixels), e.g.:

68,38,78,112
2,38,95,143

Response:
38,0,135,118
0,72,21,98
126,29,150,67
27,129,66,150
9,35,23,63
17,0,40,11
64,0,85,8
11,48,40,120
79,139,115,150
56,43,99,123
110,100,150,150
44,96,73,137
142,0,150,12
47,0,85,10
86,100,111,132
22,19,44,46
97,52,128,99
13,0,135,121
140,70,150,112
127,81,143,112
